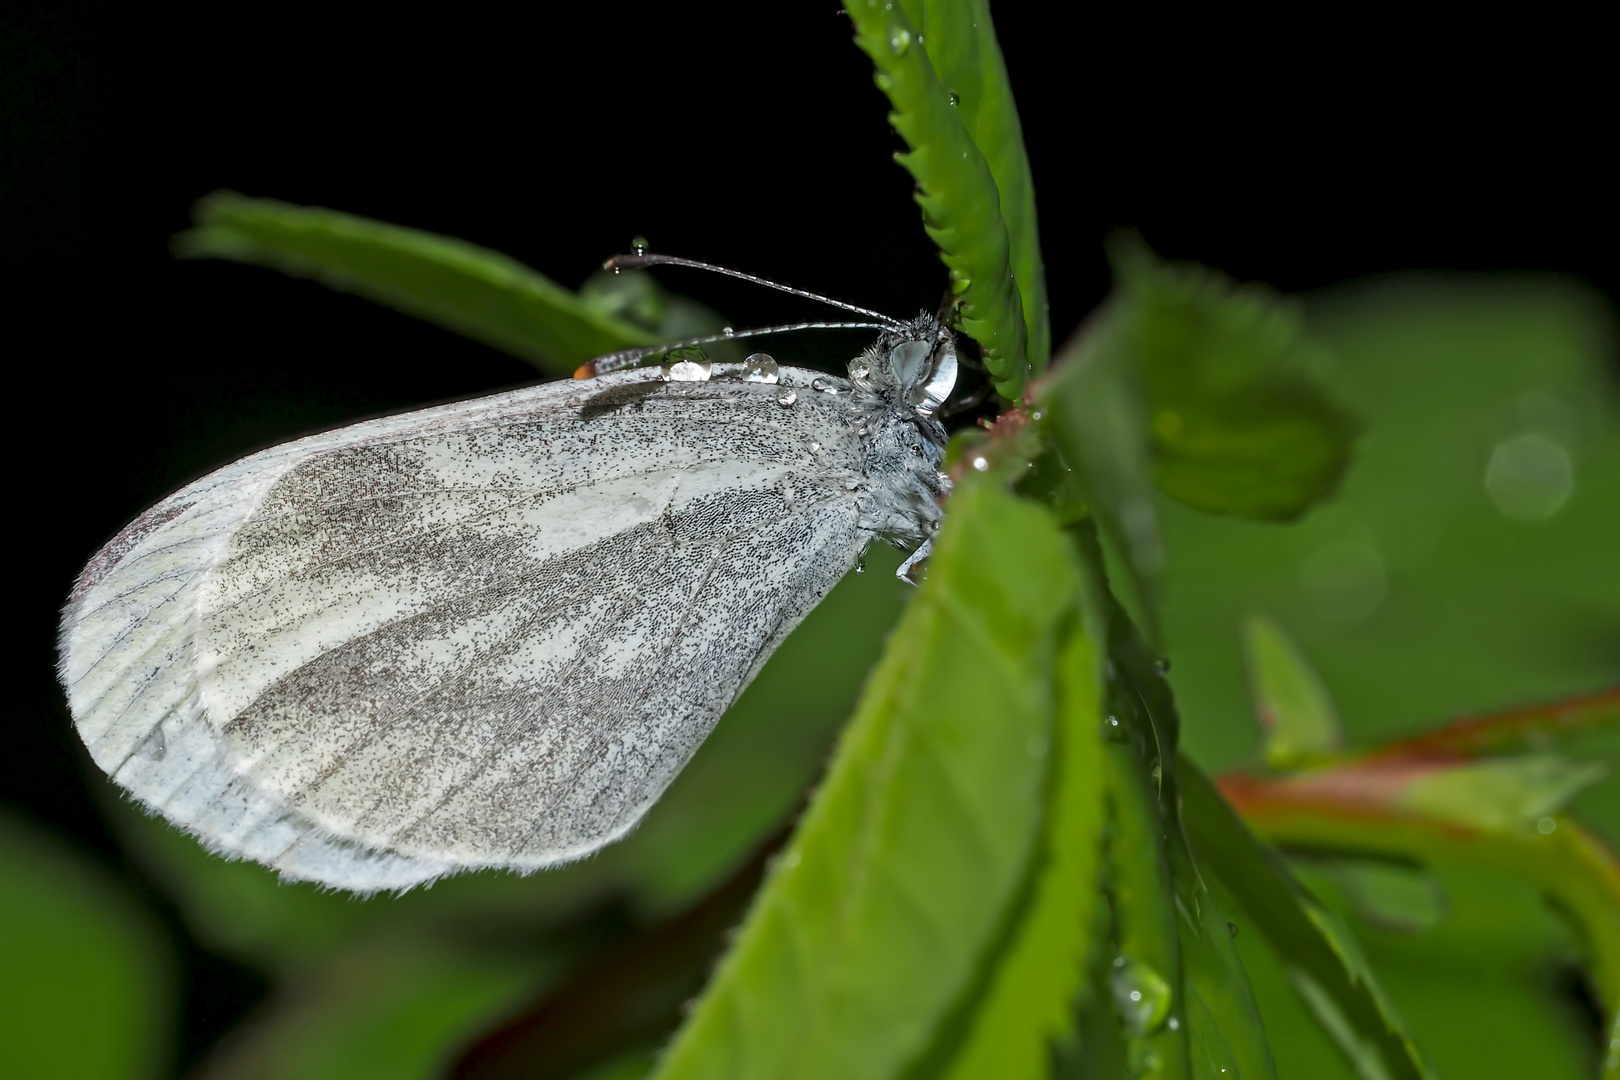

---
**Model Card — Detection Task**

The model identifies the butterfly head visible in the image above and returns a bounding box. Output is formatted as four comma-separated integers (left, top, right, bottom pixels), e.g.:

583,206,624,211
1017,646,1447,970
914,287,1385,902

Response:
852,313,957,418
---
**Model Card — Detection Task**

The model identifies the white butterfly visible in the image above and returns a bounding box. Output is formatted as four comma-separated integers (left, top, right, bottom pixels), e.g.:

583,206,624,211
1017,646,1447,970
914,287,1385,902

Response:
57,258,958,892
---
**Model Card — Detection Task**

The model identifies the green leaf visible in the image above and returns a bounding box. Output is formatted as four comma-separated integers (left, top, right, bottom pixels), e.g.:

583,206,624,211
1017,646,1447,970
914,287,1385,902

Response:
1106,740,1191,1079
652,481,1080,1080
0,812,175,1080
1088,570,1272,1080
935,625,1108,1080
1242,613,1342,768
1179,763,1437,1080
1169,839,1277,1080
1113,241,1357,521
174,192,660,375
1040,312,1164,641
845,0,1036,398
1399,754,1608,833
898,0,1048,370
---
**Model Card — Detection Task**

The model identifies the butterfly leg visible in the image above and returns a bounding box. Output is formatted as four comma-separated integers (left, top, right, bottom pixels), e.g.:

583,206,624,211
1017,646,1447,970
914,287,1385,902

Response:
896,538,933,584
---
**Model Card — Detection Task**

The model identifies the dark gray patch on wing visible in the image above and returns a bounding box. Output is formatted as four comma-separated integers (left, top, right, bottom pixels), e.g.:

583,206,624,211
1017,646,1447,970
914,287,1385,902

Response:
579,381,669,420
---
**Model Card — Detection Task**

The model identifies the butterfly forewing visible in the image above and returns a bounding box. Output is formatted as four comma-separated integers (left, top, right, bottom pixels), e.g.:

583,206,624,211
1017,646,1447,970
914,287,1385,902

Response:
60,366,873,890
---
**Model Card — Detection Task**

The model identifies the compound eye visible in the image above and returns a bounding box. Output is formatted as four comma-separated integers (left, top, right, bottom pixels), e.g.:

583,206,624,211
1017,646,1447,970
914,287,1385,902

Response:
909,338,957,416
889,340,932,388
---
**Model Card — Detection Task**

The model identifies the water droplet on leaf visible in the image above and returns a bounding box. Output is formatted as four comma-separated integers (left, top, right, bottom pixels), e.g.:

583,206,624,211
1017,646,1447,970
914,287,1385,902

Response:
777,389,798,407
1110,957,1172,1036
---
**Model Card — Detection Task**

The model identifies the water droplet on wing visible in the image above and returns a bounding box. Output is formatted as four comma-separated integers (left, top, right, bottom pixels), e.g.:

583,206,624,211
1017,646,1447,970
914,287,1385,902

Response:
661,345,712,382
742,353,780,383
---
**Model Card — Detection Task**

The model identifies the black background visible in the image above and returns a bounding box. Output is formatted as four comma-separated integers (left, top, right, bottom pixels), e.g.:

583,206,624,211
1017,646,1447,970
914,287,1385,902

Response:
3,1,1614,1069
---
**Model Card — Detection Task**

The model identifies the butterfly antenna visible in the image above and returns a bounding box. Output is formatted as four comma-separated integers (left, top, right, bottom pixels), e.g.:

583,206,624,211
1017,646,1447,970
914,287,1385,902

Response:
576,321,897,379
604,252,908,331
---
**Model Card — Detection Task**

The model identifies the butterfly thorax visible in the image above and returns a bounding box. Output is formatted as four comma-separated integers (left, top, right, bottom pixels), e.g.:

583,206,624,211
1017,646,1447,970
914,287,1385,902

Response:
845,313,956,554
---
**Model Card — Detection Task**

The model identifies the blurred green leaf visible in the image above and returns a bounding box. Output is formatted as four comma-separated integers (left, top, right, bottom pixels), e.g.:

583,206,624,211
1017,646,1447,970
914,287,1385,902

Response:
1163,277,1619,780
446,840,776,1080
1306,860,1600,1079
1223,762,1620,1025
1313,859,1449,936
1242,613,1342,768
845,0,1034,397
198,946,543,1080
1180,764,1437,1080
1400,754,1608,832
571,1051,659,1080
1038,244,1355,642
0,812,175,1080
1041,313,1164,640
575,268,738,359
1213,860,1597,1080
1113,241,1356,522
935,625,1108,1080
654,481,1079,1080
174,192,660,375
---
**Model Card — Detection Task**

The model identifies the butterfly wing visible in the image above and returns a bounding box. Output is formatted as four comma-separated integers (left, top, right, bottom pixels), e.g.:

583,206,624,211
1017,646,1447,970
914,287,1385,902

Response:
59,367,871,891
